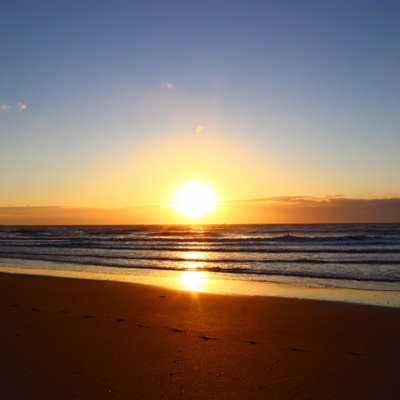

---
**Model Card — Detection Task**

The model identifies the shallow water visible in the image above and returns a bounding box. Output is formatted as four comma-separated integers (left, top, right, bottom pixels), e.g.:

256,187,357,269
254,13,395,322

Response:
1,224,399,306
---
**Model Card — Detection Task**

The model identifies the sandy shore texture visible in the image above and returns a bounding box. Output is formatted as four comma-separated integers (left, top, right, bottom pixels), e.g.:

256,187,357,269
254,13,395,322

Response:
1,273,399,399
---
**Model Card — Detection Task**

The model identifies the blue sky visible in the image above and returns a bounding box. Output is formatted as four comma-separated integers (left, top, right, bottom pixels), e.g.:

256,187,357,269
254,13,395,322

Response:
1,1,400,219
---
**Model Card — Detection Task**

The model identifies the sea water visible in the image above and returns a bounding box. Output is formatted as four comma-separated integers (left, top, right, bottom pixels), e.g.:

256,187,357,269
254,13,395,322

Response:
1,224,399,306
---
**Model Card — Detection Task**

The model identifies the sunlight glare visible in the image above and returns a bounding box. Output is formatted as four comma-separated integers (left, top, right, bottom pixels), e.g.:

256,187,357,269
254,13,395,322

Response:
181,271,207,292
172,183,217,218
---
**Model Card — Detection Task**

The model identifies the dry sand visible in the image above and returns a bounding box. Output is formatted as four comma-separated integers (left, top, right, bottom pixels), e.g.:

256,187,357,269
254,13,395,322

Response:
0,272,399,399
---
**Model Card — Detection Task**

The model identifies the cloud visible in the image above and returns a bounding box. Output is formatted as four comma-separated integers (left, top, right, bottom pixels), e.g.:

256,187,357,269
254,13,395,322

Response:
223,196,400,223
0,205,177,225
229,195,400,207
226,196,324,204
17,102,27,111
195,125,204,133
0,104,11,111
162,81,174,90
1,197,399,225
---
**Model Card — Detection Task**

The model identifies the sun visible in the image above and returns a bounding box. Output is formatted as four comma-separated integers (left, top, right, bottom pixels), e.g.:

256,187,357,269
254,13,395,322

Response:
172,183,218,218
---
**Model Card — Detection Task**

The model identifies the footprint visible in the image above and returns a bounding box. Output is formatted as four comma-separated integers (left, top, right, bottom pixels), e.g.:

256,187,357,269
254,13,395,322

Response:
137,324,151,328
289,348,310,353
346,351,366,357
199,336,217,341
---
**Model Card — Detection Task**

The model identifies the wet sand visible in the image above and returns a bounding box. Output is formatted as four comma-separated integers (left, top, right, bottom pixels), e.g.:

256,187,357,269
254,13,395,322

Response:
1,272,399,399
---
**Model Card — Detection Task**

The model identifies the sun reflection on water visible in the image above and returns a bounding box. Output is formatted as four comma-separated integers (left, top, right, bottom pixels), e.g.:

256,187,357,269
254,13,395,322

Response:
179,251,208,292
184,251,205,260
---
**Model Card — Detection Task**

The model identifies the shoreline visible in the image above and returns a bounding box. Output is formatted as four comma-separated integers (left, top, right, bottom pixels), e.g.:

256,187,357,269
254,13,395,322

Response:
1,272,399,399
1,262,400,308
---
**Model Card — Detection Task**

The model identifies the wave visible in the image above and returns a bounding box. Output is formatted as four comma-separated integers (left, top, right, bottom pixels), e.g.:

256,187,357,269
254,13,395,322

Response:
2,224,400,290
3,225,223,237
1,234,399,247
2,250,400,266
1,254,399,284
2,241,400,254
6,228,400,241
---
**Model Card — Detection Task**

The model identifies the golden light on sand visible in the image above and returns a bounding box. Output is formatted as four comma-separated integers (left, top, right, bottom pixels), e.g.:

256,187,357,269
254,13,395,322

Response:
181,270,207,292
172,183,218,218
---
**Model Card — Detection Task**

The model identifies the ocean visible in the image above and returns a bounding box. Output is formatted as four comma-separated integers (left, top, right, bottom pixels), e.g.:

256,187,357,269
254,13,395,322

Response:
1,223,399,295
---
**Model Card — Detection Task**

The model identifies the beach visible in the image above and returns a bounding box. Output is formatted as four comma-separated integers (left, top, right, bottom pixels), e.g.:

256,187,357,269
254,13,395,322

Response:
1,273,399,399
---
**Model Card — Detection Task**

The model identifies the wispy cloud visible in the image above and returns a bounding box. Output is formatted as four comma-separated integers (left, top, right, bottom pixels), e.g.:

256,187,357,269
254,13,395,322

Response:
0,104,11,111
162,81,174,90
228,195,345,205
0,102,27,112
1,198,399,224
0,205,173,225
195,125,204,133
224,196,400,223
17,102,27,111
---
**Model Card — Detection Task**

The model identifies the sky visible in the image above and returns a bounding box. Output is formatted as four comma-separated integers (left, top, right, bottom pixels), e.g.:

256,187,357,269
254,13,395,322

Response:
1,0,400,224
